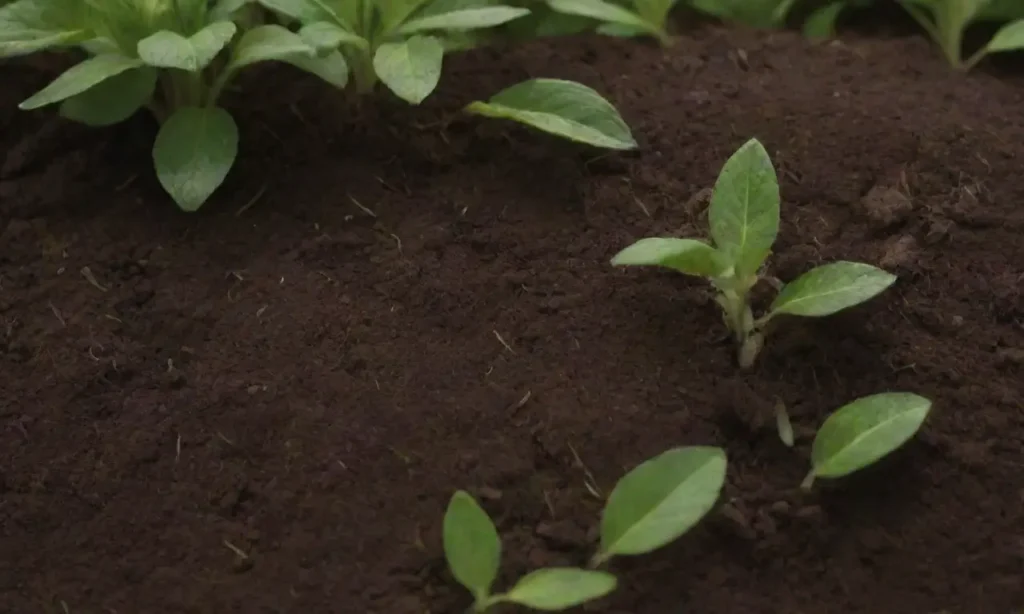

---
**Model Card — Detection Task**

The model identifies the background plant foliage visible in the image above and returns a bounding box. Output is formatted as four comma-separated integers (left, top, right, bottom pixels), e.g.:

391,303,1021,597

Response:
0,0,636,211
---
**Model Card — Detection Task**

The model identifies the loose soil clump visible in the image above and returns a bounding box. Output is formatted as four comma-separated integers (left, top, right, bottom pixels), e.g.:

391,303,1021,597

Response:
2,26,1023,614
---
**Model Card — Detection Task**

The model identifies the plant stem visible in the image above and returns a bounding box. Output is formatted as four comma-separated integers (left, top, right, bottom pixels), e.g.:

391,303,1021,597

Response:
800,471,816,491
351,52,378,95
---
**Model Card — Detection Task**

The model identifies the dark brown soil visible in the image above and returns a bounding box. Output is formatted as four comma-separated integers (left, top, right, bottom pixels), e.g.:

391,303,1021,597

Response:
2,26,1023,614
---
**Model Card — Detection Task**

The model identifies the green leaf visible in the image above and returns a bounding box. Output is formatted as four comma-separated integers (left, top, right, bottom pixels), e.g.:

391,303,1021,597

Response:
443,491,501,602
256,0,338,23
802,2,844,40
19,53,144,110
152,106,239,212
610,237,727,277
227,24,317,70
503,569,617,610
465,78,636,150
137,22,237,72
596,22,647,37
299,21,367,51
707,138,780,278
0,0,89,57
767,261,896,319
810,393,932,480
283,48,349,88
210,0,251,20
985,18,1024,53
397,6,531,34
59,67,157,126
597,447,726,562
632,0,680,28
548,0,655,33
373,35,444,104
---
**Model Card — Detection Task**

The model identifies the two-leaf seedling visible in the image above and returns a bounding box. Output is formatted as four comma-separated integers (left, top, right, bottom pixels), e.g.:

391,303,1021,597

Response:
444,446,726,611
611,137,896,368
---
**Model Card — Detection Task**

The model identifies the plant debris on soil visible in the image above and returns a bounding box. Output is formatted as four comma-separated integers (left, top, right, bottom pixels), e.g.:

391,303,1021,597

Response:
2,25,1023,614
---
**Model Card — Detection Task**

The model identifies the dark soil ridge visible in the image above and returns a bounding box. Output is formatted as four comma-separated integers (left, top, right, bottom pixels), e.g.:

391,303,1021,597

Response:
1,27,1023,614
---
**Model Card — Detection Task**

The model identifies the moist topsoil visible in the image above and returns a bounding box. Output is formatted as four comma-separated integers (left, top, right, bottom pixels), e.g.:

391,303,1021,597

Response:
1,24,1022,614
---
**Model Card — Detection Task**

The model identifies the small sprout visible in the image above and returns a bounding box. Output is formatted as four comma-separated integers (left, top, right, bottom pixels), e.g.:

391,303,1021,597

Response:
801,392,932,490
611,138,897,368
443,446,726,611
774,399,794,447
547,0,679,46
897,0,1024,70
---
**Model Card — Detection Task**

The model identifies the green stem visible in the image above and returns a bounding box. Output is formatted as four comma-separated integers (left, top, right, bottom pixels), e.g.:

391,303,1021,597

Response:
351,51,378,95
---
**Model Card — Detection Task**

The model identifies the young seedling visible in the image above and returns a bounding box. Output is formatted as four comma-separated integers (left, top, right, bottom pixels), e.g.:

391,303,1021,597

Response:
545,0,682,45
898,0,1024,70
258,0,637,149
802,392,932,490
610,138,897,369
0,0,345,211
444,446,726,611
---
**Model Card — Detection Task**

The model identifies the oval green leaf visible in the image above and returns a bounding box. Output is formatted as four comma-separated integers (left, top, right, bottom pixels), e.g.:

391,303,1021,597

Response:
503,568,617,611
610,237,727,277
299,21,368,51
465,78,636,150
228,24,318,71
548,0,655,33
811,392,932,479
0,0,90,57
153,106,239,212
19,53,144,110
708,138,779,278
768,261,896,319
597,446,726,562
397,6,531,35
59,66,157,126
373,35,444,104
801,2,844,41
443,491,501,602
137,22,237,72
283,48,349,88
985,18,1024,53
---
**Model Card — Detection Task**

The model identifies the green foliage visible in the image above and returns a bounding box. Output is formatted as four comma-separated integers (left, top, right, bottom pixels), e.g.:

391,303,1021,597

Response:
802,393,932,489
544,0,682,45
444,446,726,611
258,0,635,148
0,0,339,210
899,0,1024,69
611,138,896,368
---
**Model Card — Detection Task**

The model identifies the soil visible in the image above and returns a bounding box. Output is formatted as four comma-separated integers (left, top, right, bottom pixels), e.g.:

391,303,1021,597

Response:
2,24,1024,614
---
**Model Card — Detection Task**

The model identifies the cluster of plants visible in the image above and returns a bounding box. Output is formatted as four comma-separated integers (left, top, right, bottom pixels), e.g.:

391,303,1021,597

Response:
0,0,637,211
436,138,934,610
443,393,931,611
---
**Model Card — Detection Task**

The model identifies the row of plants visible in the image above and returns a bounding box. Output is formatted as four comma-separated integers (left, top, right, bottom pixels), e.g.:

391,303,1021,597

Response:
2,1,1021,212
442,140,934,611
0,0,639,211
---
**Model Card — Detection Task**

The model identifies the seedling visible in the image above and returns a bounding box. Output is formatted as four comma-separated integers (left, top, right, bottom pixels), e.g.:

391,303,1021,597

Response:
545,0,682,45
802,392,932,490
0,0,350,211
257,0,637,148
610,138,897,368
444,446,726,611
899,0,1024,70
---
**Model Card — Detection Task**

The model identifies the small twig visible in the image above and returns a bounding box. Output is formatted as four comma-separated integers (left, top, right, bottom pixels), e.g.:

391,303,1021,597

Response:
492,330,516,354
236,184,268,216
48,302,66,327
222,539,248,559
80,267,108,292
348,194,377,217
567,442,603,499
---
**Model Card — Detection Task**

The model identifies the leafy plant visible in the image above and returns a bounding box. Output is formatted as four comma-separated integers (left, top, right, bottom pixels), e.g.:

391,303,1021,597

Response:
444,446,727,611
545,0,683,45
0,0,346,211
801,392,932,490
610,138,896,369
257,0,638,148
899,0,1024,69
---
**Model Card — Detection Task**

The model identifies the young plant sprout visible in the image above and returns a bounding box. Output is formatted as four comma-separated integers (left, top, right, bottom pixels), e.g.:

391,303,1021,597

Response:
0,0,348,210
898,0,1024,70
444,446,726,611
546,0,682,46
802,392,932,490
610,138,897,368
